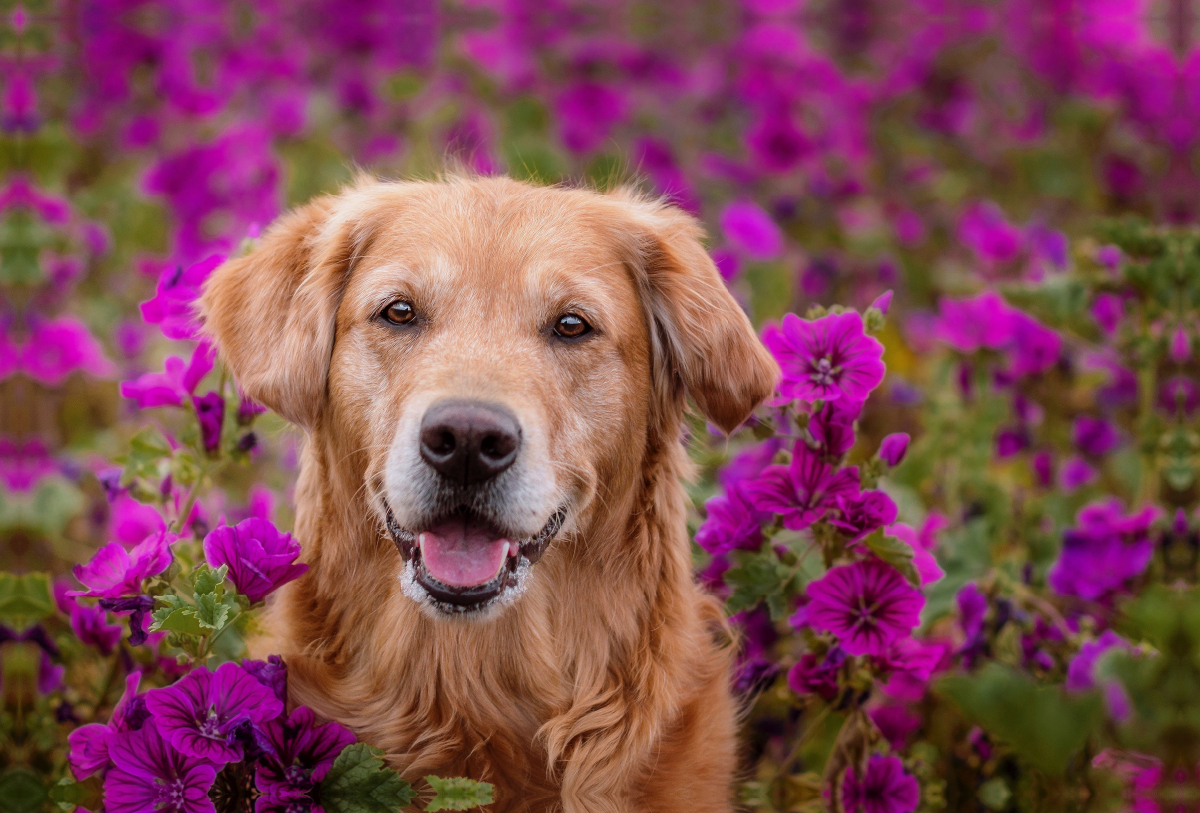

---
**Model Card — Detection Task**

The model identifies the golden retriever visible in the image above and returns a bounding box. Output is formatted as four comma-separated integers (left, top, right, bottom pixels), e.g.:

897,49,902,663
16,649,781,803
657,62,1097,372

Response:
200,175,779,813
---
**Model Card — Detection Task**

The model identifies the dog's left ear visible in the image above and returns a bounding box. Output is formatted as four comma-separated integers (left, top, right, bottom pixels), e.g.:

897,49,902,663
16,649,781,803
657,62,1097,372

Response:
614,193,781,435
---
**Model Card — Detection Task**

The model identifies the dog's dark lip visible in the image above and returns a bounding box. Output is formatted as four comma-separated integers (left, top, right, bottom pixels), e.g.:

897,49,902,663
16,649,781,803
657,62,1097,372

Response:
384,503,566,611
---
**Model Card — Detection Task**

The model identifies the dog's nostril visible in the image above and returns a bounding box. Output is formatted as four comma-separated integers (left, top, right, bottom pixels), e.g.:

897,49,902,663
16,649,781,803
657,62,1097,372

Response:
419,400,522,486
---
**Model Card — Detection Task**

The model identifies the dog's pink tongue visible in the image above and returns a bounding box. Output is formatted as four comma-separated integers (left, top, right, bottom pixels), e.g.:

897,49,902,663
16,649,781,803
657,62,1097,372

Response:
419,522,511,587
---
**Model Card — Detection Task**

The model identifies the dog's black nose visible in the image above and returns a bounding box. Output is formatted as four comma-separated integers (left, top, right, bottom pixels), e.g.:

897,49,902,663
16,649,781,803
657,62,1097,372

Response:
419,400,522,486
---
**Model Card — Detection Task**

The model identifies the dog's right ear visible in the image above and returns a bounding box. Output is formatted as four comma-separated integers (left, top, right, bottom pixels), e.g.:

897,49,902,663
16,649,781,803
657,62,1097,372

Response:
200,193,370,430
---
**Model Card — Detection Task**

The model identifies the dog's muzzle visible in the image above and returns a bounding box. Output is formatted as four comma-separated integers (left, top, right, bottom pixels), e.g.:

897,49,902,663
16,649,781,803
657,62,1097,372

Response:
385,503,566,615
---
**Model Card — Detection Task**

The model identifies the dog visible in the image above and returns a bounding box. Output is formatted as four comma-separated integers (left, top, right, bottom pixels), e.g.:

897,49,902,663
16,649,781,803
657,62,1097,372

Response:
200,174,779,813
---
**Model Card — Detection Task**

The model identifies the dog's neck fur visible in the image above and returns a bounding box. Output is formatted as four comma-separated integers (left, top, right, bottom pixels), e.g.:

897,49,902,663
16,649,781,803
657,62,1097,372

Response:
263,409,725,790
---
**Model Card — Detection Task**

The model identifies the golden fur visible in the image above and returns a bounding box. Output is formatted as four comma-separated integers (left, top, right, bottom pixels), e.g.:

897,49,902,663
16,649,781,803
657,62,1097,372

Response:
200,175,779,812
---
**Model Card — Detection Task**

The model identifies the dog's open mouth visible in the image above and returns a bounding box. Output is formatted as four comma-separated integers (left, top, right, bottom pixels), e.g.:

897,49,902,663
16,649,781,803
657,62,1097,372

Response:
385,504,565,613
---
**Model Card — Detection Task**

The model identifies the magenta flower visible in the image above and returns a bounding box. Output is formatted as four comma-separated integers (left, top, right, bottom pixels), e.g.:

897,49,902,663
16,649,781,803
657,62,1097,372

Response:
20,318,115,386
69,672,146,779
192,392,225,452
829,490,898,543
719,200,783,260
120,341,215,409
109,494,168,546
744,441,860,531
64,595,122,655
104,721,216,813
140,255,224,340
1006,311,1061,376
808,399,862,458
842,754,921,813
243,655,288,704
255,706,357,808
1170,328,1191,363
787,647,845,701
203,517,308,604
1067,630,1129,692
957,200,1024,264
763,312,886,404
70,530,176,598
1048,500,1161,600
805,559,924,657
144,662,284,764
934,291,1014,353
956,583,988,640
1091,293,1124,335
695,484,771,555
745,109,810,172
1072,416,1120,457
1059,456,1098,492
886,522,945,586
554,81,628,154
879,433,909,466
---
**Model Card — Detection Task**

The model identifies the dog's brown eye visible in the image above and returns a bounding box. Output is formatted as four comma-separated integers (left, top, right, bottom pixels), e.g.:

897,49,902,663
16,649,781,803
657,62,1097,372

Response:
554,313,591,339
382,300,415,326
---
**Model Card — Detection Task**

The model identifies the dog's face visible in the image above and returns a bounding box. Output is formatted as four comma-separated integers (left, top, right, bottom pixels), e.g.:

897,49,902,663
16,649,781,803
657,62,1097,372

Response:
201,177,778,619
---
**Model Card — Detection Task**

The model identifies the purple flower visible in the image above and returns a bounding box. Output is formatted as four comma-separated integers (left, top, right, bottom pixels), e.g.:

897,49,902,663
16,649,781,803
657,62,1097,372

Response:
145,662,284,764
1160,376,1200,416
870,291,893,315
104,720,216,813
1091,294,1124,335
98,595,156,646
1059,456,1098,492
956,583,987,640
121,342,215,409
842,754,921,813
718,439,783,489
70,530,176,598
1032,450,1054,487
744,441,860,531
203,518,308,604
829,490,898,543
763,312,886,404
1072,416,1120,457
695,484,771,555
806,559,925,657
887,522,945,586
21,318,115,386
1170,328,1191,363
808,399,862,458
745,109,809,172
1066,630,1129,692
554,82,628,154
935,291,1014,353
243,655,288,705
140,255,224,340
1006,311,1061,377
957,201,1024,264
67,598,123,654
719,200,784,260
1048,500,1162,600
787,647,845,701
1095,244,1122,271
69,672,146,779
255,706,357,807
192,392,225,452
879,433,910,466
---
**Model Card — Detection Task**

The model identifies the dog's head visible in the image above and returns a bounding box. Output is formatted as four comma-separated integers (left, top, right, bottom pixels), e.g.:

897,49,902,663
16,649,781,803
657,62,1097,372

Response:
202,176,778,619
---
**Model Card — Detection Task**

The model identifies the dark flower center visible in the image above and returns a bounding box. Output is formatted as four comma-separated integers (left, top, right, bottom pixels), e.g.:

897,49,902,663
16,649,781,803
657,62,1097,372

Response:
199,708,223,739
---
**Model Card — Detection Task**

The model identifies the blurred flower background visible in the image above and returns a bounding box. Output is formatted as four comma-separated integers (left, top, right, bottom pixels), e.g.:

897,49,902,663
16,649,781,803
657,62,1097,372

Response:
4,1,1200,812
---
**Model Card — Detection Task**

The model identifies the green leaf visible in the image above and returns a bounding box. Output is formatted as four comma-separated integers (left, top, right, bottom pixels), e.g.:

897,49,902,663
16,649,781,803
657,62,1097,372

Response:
192,591,234,630
724,549,799,620
150,596,207,637
193,564,228,598
0,572,55,630
49,777,104,810
424,776,495,811
936,664,1102,775
120,428,172,484
863,530,920,586
976,778,1012,811
0,769,48,813
319,743,417,813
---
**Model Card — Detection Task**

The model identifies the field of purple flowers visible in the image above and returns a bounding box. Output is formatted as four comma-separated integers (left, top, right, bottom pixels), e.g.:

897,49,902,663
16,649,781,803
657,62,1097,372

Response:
2,1,1199,812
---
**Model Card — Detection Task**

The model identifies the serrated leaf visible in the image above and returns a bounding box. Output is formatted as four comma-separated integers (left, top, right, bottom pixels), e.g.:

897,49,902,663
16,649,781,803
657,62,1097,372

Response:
864,530,921,586
424,776,494,811
723,550,798,620
192,563,228,598
150,596,207,636
192,592,234,630
319,743,417,813
120,429,173,484
0,572,55,629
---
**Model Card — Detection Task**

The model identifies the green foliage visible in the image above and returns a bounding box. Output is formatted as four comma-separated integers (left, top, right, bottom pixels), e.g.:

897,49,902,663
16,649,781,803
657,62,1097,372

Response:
0,573,54,631
937,664,1103,775
318,744,417,813
724,546,804,620
423,776,495,811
